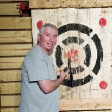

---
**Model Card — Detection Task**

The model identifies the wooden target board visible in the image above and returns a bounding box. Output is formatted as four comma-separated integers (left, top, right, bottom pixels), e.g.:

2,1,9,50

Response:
31,8,112,110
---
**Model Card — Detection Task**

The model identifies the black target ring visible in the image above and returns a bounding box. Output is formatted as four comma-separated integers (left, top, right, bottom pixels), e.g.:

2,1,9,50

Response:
55,23,103,87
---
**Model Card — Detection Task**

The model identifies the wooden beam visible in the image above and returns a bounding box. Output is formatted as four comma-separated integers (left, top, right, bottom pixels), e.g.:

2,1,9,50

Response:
0,70,21,82
1,96,112,110
1,108,18,112
0,82,21,94
0,31,32,43
0,3,20,15
0,57,24,69
29,0,112,8
0,17,31,29
1,108,112,112
60,110,112,112
0,44,32,56
1,95,20,107
59,99,112,110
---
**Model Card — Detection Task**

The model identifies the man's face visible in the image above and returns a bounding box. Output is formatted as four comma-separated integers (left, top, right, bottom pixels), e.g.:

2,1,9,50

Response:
38,27,57,54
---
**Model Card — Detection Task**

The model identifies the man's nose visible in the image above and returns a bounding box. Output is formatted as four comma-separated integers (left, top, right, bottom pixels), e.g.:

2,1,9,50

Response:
50,36,54,42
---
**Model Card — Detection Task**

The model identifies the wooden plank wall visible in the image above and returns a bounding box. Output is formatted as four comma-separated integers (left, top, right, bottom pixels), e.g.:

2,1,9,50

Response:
0,0,32,112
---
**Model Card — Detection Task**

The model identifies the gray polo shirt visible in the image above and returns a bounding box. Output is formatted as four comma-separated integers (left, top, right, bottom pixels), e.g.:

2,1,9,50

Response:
19,45,59,112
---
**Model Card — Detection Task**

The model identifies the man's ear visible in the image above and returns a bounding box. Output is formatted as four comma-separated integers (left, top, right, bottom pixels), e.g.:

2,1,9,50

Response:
38,33,41,41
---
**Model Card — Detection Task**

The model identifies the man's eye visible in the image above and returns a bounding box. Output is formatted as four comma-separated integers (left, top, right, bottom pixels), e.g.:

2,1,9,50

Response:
54,35,57,38
46,34,50,36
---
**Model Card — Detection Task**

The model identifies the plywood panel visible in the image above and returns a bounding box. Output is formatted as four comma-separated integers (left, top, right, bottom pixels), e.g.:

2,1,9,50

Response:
29,0,112,8
31,8,112,110
0,70,21,82
0,31,32,43
0,57,24,69
0,82,21,94
0,44,32,56
1,95,20,106
0,17,31,29
0,3,20,15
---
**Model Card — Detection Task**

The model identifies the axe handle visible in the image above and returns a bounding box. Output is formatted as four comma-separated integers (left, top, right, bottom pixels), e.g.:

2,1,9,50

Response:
68,58,73,87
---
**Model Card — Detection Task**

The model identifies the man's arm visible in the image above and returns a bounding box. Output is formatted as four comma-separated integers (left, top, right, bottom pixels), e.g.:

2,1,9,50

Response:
38,70,69,93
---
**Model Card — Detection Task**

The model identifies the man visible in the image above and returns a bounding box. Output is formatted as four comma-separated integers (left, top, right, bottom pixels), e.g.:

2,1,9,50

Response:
19,23,69,112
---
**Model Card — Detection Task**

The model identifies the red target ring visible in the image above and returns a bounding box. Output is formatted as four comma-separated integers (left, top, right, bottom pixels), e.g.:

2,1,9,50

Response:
99,18,107,27
37,20,43,30
99,81,108,89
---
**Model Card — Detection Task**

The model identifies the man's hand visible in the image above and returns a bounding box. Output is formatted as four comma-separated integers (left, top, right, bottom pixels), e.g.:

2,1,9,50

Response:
60,69,70,80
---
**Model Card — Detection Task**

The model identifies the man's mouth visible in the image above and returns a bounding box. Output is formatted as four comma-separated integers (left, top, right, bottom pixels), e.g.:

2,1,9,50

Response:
47,43,54,47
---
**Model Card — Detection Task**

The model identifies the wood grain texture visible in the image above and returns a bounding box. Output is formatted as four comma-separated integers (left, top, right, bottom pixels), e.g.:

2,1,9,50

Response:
1,95,20,107
0,82,21,94
0,70,21,82
0,57,24,69
0,31,32,43
0,17,31,29
0,44,32,56
59,99,112,110
0,3,20,15
29,0,112,8
1,108,18,112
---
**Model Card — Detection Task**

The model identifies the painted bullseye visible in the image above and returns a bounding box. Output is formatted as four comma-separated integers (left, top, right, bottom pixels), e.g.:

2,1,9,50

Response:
67,49,78,62
37,20,43,30
99,18,107,27
52,23,103,87
99,81,108,89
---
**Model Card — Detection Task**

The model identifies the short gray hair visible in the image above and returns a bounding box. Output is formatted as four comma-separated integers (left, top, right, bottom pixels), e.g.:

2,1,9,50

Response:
39,23,58,35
